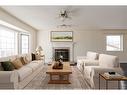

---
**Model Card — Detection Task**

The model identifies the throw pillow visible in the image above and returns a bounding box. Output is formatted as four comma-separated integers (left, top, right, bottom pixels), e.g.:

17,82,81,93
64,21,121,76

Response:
35,54,41,60
20,57,26,65
31,53,36,61
25,54,32,62
1,61,15,71
11,58,23,69
23,57,29,64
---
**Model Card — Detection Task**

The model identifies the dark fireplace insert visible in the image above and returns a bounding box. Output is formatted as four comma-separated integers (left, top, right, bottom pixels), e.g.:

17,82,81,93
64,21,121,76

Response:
54,48,70,62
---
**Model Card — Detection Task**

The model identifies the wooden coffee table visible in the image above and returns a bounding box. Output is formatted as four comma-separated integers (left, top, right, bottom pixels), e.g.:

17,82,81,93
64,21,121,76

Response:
46,62,72,84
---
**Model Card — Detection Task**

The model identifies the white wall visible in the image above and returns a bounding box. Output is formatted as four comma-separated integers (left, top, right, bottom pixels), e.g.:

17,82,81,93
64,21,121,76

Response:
0,8,37,52
37,30,52,62
37,29,127,63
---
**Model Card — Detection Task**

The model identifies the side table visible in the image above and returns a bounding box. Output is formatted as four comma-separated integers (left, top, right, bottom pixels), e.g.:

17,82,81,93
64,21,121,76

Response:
99,73,127,89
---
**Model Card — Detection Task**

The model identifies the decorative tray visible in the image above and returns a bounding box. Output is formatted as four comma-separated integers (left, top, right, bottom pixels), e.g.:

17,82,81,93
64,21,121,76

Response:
52,63,63,69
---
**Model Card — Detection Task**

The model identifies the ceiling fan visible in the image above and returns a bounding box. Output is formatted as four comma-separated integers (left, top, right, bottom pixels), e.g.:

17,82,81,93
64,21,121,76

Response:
58,9,72,22
57,6,80,21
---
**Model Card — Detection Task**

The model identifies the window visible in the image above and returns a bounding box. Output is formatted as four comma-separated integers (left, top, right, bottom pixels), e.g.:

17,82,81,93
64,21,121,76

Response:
21,34,29,54
0,20,31,58
106,35,123,51
0,26,18,57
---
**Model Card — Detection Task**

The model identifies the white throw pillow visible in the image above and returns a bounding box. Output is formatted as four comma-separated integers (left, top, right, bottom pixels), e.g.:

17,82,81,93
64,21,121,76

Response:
86,51,99,60
99,54,119,68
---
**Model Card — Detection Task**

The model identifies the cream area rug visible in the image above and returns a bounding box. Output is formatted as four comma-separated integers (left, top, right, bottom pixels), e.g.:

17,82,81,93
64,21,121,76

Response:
24,66,91,89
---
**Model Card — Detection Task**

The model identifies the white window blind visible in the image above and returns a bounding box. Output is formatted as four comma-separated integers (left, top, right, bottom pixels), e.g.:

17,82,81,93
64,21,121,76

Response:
0,26,18,57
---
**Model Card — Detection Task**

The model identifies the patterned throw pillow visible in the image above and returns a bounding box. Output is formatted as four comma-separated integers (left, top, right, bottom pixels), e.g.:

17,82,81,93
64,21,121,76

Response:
1,61,15,71
11,58,23,69
20,57,26,65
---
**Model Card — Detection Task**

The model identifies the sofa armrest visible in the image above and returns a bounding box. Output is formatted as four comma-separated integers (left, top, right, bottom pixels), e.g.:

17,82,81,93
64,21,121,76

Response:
91,67,123,77
83,60,99,66
0,71,18,83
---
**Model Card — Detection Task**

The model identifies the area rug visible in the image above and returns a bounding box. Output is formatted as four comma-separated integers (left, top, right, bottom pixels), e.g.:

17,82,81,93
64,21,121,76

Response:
24,66,91,89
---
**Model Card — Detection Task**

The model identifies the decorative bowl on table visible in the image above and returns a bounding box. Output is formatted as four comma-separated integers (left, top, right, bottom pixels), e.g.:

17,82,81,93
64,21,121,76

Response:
52,61,63,69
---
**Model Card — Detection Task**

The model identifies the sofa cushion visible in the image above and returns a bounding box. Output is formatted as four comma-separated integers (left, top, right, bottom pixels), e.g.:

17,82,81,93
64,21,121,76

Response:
83,59,99,66
86,51,99,60
26,62,41,71
31,60,43,64
16,66,32,81
99,54,119,68
1,61,15,71
11,58,23,69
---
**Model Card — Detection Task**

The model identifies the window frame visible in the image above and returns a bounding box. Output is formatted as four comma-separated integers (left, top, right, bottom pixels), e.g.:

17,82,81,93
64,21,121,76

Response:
106,34,123,52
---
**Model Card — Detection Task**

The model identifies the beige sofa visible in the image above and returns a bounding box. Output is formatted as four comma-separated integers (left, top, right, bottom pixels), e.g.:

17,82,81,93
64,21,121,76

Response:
0,53,44,89
77,52,123,89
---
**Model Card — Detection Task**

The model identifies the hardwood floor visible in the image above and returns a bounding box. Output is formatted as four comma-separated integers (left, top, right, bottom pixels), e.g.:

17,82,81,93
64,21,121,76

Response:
24,66,91,89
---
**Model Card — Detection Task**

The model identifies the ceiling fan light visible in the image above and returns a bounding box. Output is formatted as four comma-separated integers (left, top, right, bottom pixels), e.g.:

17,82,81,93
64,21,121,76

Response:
60,17,65,21
57,24,71,28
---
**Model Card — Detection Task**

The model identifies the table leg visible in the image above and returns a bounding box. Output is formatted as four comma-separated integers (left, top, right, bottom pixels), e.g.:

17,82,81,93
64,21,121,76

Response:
59,75,63,80
66,74,69,81
106,80,108,89
50,74,52,81
48,74,71,84
118,81,120,89
99,74,100,89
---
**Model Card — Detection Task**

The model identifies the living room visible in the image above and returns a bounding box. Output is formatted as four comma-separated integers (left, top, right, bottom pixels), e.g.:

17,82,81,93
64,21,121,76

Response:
0,4,127,92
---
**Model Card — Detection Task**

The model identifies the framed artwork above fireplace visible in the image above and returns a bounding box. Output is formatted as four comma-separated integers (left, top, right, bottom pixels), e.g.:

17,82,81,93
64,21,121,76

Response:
51,31,73,42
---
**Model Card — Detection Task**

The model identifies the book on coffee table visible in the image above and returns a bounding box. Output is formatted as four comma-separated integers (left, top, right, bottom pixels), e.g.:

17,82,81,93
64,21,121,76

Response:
104,72,123,79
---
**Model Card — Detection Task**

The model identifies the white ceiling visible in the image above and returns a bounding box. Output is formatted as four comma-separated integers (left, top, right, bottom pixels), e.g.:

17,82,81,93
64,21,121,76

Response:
1,6,127,31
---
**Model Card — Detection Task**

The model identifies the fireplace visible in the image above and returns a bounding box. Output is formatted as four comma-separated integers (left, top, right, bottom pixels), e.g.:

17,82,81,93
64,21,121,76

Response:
52,42,75,63
53,48,70,62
